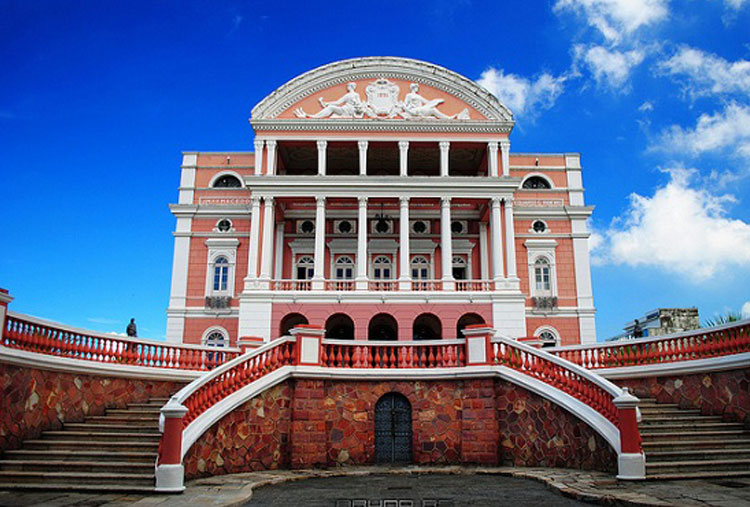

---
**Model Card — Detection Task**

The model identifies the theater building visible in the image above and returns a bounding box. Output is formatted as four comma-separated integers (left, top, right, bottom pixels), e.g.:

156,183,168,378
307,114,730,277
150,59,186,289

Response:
165,57,596,348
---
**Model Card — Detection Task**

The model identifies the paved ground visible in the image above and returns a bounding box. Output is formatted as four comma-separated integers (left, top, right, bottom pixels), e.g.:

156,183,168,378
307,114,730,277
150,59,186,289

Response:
1,467,750,507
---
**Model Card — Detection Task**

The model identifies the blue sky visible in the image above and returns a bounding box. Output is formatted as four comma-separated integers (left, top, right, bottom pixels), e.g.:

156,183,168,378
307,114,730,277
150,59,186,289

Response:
1,0,749,341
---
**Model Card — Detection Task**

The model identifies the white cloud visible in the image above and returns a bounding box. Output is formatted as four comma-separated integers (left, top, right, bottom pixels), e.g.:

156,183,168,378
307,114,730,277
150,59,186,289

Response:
638,101,654,112
724,0,748,9
554,0,668,44
574,44,645,90
593,169,750,281
658,46,750,98
477,68,566,118
742,301,750,318
655,102,750,158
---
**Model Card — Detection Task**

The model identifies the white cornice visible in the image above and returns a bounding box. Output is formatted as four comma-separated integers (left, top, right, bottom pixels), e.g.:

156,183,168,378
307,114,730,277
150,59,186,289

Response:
251,119,513,134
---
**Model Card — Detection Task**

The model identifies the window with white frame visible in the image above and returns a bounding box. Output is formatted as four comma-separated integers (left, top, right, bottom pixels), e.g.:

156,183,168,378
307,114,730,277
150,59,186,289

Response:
335,256,354,280
524,239,558,300
213,256,230,292
204,238,239,297
372,255,392,280
534,257,551,293
203,329,228,347
295,256,314,280
411,256,430,280
535,328,559,348
452,256,467,280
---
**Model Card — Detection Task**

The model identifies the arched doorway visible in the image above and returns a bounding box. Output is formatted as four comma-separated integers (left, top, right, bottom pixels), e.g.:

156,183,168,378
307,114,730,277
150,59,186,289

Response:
368,313,398,341
325,313,355,340
374,392,412,464
456,313,486,339
412,313,442,340
279,313,308,337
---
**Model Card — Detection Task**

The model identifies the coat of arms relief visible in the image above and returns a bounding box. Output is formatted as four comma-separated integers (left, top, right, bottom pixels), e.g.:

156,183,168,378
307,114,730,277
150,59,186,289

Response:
293,79,470,120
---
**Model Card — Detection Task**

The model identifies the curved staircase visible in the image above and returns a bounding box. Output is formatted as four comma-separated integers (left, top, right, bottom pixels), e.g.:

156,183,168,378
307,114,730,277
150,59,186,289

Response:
0,396,167,492
639,398,750,480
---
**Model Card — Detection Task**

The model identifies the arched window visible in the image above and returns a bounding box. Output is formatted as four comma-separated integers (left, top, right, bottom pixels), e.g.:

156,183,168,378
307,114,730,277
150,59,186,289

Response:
456,313,485,338
212,174,242,188
368,313,398,341
412,313,442,340
296,256,314,280
335,256,354,280
326,313,355,340
452,256,467,280
279,313,309,336
203,330,228,348
410,256,430,280
522,176,551,189
213,256,230,292
534,258,551,293
372,256,392,280
539,330,558,348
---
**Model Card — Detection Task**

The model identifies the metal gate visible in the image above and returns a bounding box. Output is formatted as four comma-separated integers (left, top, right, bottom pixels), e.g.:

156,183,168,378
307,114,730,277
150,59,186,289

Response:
374,392,412,463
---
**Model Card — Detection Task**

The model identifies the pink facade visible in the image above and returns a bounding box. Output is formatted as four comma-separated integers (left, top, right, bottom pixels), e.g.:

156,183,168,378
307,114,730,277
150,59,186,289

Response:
166,57,597,349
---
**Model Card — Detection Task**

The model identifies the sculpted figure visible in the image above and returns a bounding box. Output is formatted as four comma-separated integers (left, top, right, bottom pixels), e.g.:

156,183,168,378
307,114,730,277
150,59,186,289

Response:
294,82,373,119
400,83,470,120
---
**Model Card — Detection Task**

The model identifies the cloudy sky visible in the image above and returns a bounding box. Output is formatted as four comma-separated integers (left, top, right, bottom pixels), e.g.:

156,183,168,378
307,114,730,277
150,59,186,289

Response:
1,0,749,340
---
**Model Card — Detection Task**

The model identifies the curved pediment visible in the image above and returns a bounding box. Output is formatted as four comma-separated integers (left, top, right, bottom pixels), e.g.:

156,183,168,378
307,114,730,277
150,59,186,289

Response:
251,57,514,127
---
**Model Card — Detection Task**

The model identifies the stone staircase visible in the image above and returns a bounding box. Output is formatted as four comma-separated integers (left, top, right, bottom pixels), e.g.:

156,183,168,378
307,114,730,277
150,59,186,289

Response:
0,396,168,492
639,397,750,480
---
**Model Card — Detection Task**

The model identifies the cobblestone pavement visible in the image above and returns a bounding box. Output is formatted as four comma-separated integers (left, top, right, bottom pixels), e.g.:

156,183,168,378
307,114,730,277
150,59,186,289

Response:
1,467,749,507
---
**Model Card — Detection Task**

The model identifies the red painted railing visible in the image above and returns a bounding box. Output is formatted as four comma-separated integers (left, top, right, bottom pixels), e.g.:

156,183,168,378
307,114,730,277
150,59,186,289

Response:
456,280,495,291
549,320,750,369
325,280,355,291
368,281,398,291
321,339,465,368
2,313,239,371
492,337,621,425
412,280,443,291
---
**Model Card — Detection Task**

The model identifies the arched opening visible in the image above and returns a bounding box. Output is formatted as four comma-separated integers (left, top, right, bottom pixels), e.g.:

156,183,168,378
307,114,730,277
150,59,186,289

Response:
456,313,486,339
522,175,552,189
374,392,412,464
279,313,309,337
325,313,355,340
368,313,398,341
212,174,242,188
412,313,442,340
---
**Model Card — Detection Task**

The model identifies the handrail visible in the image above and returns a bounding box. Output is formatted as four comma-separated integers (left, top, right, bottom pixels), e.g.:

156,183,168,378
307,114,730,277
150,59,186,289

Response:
548,320,750,369
492,336,622,424
321,339,466,368
2,312,239,371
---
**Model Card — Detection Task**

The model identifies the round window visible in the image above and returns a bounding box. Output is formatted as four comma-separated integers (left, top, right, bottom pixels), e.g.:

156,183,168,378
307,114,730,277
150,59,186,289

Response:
300,220,314,233
338,221,352,233
375,219,390,233
413,221,427,234
451,221,464,234
217,219,232,232
532,220,546,233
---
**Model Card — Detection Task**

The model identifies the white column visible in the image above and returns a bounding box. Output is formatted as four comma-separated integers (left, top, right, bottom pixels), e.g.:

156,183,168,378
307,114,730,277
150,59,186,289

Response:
490,197,504,282
399,141,409,176
245,196,262,287
440,197,455,290
358,140,368,176
253,139,264,176
313,196,326,289
479,222,489,280
500,139,511,177
487,141,499,177
317,140,327,176
266,140,277,175
503,198,517,278
439,141,450,177
259,197,275,284
356,196,368,290
274,222,284,280
398,196,411,290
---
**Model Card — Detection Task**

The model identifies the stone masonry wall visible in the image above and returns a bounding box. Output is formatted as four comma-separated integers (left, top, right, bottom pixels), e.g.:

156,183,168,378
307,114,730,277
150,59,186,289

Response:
0,361,183,453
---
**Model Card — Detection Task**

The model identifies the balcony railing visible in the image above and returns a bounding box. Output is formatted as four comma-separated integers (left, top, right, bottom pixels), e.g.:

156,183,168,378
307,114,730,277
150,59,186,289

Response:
412,280,443,291
268,279,496,292
369,280,398,291
325,280,355,291
270,280,312,291
456,280,495,291
321,339,466,368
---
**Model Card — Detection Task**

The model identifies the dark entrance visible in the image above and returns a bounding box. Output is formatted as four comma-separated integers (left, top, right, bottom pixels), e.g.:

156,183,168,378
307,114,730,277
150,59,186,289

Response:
374,392,412,463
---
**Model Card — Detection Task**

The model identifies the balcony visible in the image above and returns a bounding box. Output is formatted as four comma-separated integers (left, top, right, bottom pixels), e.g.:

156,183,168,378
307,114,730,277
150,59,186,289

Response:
266,279,496,292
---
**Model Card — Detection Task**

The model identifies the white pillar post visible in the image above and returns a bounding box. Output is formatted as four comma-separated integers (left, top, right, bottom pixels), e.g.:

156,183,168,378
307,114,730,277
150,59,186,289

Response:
503,198,517,278
254,139,264,176
398,196,411,291
399,141,409,176
356,196,368,290
440,196,455,290
244,196,262,288
479,222,489,280
490,197,504,282
317,140,327,176
500,139,511,177
439,141,450,177
312,196,326,289
358,140,368,176
487,141,499,177
274,222,284,280
259,196,275,286
266,140,277,175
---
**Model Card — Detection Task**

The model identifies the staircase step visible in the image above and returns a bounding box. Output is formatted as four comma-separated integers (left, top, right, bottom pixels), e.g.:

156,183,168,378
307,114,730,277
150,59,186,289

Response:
642,439,750,451
0,482,156,493
645,470,750,481
640,415,724,424
646,459,750,474
24,439,159,451
2,449,155,463
639,408,702,415
85,415,158,425
640,430,748,441
127,403,164,409
646,448,750,462
0,470,154,486
105,409,162,417
639,422,745,432
40,431,160,442
64,423,159,433
0,460,153,473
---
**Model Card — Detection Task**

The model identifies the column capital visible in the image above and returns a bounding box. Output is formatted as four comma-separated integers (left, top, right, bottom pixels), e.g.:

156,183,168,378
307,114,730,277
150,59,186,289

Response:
316,140,328,150
399,196,410,206
490,196,502,207
253,138,264,148
441,196,452,207
502,196,514,205
499,138,511,148
263,195,275,205
358,195,368,205
315,195,326,206
250,195,262,207
439,140,450,150
398,140,409,150
358,140,369,150
487,141,499,150
266,139,278,148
